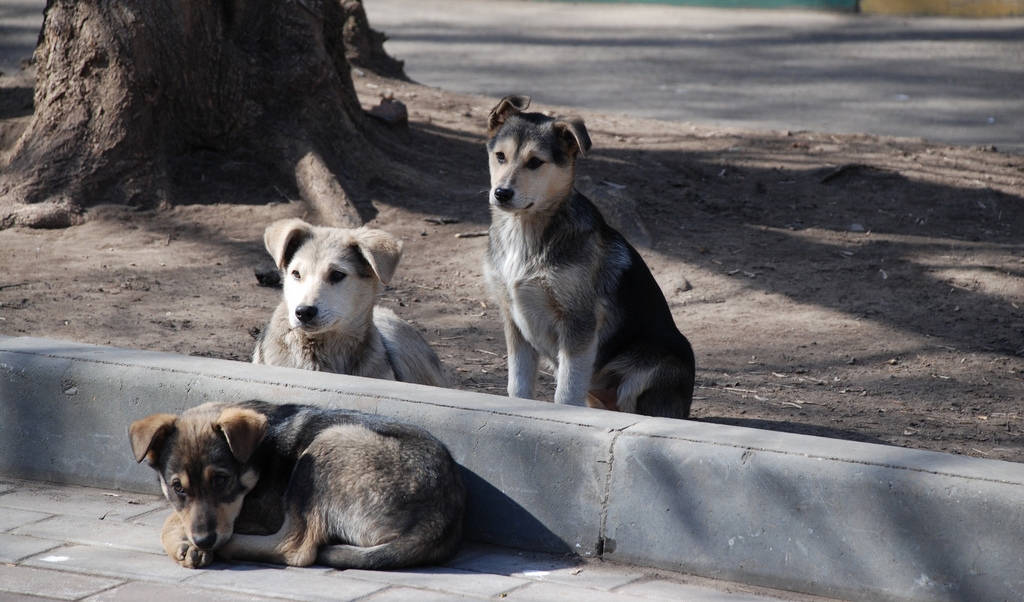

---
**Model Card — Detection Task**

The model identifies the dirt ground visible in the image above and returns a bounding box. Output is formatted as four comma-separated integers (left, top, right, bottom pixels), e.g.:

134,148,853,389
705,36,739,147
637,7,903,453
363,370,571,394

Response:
2,67,1023,463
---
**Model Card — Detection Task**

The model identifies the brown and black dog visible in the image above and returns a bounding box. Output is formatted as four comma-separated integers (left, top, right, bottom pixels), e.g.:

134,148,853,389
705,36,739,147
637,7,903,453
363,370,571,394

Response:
129,400,465,569
483,95,696,419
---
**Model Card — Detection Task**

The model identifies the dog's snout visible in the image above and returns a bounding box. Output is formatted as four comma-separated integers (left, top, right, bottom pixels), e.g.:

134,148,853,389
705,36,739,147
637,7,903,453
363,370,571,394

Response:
493,187,514,204
192,531,218,550
295,305,318,324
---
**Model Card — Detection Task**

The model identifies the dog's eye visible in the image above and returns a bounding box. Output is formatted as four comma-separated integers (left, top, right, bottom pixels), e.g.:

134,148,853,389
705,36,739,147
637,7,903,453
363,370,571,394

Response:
329,270,346,284
211,474,229,489
494,152,506,164
291,270,301,280
171,480,185,496
525,157,544,170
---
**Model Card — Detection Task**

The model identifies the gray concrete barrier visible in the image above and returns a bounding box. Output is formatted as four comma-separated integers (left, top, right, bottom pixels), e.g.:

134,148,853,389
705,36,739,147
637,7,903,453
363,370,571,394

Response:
1,336,1021,602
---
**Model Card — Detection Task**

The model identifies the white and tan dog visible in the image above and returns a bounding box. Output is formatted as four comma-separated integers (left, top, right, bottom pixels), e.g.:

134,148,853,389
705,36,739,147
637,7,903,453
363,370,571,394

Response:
253,218,447,387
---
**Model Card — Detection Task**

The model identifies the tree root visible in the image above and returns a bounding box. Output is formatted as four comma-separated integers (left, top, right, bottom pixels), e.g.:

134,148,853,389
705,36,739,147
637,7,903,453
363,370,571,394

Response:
292,148,363,229
0,196,83,229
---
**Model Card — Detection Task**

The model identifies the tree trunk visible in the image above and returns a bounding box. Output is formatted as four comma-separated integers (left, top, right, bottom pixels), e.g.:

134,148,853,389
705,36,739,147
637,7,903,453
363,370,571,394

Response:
0,0,406,229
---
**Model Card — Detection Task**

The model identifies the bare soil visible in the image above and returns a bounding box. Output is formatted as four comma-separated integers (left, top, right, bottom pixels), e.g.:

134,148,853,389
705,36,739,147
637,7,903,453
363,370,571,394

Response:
2,68,1023,462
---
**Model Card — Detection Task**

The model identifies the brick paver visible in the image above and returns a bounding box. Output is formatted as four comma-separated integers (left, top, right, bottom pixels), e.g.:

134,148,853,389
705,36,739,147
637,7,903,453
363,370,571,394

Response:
0,479,831,601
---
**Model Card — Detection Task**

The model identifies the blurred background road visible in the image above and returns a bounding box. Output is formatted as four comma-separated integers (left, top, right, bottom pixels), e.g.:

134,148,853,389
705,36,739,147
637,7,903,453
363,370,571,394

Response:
367,0,1024,153
3,0,1023,152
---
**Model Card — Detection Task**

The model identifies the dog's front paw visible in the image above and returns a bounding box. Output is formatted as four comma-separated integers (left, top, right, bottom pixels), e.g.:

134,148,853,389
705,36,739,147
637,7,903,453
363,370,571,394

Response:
172,541,214,569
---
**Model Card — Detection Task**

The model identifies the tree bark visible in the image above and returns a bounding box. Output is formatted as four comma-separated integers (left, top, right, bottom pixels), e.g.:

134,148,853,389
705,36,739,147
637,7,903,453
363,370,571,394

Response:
0,0,406,229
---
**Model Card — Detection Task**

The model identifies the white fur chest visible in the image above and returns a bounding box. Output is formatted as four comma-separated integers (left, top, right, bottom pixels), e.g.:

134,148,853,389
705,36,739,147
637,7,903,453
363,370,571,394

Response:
485,219,561,360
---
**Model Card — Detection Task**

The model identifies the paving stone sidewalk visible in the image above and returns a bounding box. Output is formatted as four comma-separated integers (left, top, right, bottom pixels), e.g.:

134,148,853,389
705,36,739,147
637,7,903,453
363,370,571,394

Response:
0,479,833,602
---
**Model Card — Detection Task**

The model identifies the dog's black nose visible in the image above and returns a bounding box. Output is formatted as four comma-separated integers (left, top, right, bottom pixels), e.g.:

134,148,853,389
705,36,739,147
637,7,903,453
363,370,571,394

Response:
493,187,514,204
295,305,318,324
192,532,218,550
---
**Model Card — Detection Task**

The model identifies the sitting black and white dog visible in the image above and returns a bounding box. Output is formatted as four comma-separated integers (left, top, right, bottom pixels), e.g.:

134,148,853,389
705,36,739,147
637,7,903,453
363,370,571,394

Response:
482,95,696,419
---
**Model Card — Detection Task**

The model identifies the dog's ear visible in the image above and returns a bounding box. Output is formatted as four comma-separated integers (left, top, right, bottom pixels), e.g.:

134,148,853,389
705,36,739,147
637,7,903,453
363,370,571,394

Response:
216,408,267,464
553,116,592,158
264,219,313,270
354,228,403,285
487,95,531,138
129,413,177,465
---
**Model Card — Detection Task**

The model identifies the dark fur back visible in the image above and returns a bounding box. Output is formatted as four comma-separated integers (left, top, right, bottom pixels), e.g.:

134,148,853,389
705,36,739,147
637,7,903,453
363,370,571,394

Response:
228,401,465,567
559,191,695,418
236,401,461,521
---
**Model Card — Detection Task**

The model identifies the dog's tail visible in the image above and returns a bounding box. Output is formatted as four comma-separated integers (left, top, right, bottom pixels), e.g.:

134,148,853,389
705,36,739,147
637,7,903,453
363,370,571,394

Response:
315,521,463,570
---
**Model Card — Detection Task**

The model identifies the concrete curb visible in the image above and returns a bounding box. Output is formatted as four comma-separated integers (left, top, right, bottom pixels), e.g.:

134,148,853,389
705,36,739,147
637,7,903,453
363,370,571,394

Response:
1,336,1021,602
